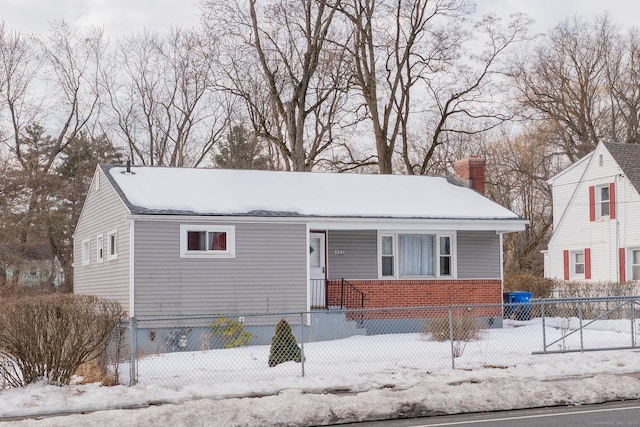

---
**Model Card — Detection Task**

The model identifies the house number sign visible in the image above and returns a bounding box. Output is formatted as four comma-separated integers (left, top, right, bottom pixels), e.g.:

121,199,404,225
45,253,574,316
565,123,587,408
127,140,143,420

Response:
334,249,345,256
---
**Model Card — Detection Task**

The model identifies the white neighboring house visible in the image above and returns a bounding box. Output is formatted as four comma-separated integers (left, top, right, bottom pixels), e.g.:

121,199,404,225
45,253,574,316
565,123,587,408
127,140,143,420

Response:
544,142,640,282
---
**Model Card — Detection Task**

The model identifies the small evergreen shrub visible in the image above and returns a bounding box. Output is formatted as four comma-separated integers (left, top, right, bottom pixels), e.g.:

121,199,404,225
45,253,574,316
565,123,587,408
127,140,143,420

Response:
209,317,254,348
268,319,301,367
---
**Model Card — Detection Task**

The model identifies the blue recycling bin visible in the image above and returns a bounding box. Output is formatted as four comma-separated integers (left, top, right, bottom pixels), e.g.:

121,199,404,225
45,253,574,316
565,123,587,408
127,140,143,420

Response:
503,291,532,320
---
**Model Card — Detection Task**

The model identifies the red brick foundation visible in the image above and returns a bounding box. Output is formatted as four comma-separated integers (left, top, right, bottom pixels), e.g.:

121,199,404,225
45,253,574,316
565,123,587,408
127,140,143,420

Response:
326,279,503,318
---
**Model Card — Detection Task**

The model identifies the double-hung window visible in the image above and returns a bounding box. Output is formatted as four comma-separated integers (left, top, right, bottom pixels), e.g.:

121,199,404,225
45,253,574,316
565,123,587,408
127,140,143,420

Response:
632,249,640,280
96,234,104,263
380,233,453,278
107,230,118,260
597,185,610,217
180,225,235,258
82,239,91,266
381,235,394,276
572,250,585,276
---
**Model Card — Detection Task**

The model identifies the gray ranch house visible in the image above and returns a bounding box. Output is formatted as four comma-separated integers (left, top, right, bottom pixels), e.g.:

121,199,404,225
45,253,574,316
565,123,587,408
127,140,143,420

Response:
74,159,526,348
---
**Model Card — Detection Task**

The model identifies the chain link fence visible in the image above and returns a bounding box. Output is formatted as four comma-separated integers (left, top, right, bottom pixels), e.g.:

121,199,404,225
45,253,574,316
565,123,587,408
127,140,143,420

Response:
109,297,640,387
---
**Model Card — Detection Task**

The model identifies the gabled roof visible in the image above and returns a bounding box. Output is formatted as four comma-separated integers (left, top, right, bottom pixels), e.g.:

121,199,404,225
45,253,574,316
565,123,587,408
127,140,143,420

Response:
100,164,524,222
603,142,640,193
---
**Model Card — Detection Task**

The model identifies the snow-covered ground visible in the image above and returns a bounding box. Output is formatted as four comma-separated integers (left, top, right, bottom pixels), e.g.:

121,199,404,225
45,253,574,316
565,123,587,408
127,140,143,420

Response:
2,318,640,426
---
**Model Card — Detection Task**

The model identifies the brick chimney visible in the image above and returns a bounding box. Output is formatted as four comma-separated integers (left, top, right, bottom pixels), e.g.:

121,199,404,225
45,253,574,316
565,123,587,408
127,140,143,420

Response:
453,157,486,195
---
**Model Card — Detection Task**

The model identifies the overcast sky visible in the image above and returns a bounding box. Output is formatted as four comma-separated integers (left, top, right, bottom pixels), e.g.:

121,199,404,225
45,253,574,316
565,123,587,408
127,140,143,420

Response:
0,0,638,37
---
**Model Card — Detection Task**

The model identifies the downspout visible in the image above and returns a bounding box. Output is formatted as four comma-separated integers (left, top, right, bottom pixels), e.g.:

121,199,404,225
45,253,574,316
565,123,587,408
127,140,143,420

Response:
128,218,135,317
305,223,310,313
499,231,505,295
615,173,622,282
128,217,137,385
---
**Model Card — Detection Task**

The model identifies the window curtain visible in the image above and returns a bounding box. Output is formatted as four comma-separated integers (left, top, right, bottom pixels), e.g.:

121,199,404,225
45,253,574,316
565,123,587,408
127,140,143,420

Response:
399,235,433,276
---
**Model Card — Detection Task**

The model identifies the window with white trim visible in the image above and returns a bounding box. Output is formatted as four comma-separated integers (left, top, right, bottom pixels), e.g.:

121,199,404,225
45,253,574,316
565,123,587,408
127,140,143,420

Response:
596,185,610,218
439,236,452,276
107,230,118,260
82,239,91,266
96,234,104,263
632,249,640,280
180,225,235,258
381,235,394,276
571,250,585,276
379,233,453,278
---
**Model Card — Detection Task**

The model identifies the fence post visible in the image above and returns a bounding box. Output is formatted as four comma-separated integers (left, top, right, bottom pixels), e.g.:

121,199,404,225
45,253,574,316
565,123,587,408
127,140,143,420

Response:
129,317,138,386
541,300,547,352
300,312,305,377
631,299,636,348
449,307,455,370
578,302,584,352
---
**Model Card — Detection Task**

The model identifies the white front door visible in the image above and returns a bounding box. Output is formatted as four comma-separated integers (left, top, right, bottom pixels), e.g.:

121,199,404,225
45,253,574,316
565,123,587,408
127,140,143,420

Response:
309,232,326,308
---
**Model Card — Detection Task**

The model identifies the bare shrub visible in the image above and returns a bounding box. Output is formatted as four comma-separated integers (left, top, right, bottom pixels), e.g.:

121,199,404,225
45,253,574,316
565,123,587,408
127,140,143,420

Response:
554,281,637,299
504,273,557,298
0,294,124,388
551,281,638,319
422,317,483,342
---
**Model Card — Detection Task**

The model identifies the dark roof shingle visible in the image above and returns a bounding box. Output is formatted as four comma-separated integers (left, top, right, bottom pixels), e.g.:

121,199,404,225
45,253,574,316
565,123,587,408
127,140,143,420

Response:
603,142,640,193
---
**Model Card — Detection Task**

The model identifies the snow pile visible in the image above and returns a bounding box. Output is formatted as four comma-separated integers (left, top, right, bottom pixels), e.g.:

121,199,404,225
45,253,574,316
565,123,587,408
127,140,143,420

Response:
2,320,640,426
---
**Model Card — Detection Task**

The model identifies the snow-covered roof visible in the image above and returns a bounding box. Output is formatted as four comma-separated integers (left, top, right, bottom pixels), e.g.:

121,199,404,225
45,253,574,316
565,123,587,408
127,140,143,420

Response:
102,164,524,221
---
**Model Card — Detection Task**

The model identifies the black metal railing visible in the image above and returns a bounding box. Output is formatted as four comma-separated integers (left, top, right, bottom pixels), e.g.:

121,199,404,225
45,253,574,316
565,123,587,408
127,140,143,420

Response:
336,279,365,310
310,278,365,312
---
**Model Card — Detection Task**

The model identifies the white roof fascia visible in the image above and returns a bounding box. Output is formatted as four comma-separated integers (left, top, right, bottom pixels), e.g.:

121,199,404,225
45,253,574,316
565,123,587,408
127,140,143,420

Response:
74,166,132,237
127,213,527,232
547,149,595,186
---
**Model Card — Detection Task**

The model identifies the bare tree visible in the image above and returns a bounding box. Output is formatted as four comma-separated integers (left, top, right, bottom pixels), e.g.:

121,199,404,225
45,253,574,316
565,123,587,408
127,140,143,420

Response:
104,28,232,167
486,127,560,274
511,15,618,162
202,0,351,171
0,22,107,290
340,1,530,174
606,28,640,144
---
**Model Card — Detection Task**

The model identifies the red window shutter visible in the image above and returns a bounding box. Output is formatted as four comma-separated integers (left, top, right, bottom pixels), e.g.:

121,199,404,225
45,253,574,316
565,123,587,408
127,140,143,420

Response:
619,247,626,282
609,182,616,219
584,248,591,279
563,250,569,280
589,186,596,221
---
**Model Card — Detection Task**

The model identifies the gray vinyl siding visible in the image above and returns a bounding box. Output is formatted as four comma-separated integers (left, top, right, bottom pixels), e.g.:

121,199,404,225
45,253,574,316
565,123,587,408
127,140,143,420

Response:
74,171,131,314
134,220,307,317
327,230,377,280
457,231,501,279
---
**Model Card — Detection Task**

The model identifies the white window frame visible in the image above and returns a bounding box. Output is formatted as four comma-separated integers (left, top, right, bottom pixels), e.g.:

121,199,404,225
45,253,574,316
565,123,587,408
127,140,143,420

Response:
595,184,610,218
631,248,640,281
107,229,118,260
82,239,91,266
571,250,585,277
377,232,455,279
180,224,236,258
380,234,395,277
96,233,104,263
